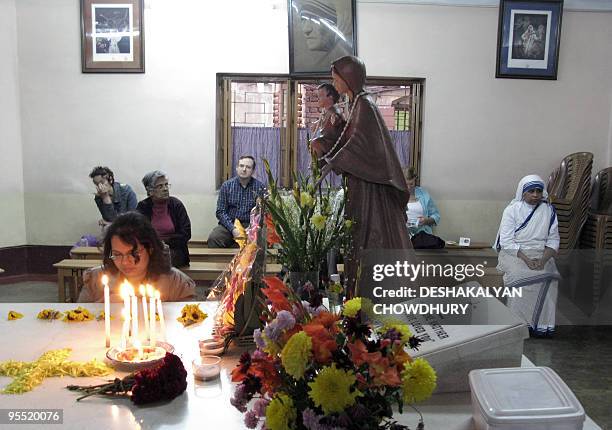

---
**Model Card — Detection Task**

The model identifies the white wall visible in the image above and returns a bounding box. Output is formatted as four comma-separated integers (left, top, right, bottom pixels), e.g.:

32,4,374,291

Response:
359,3,612,241
6,0,612,245
16,0,288,244
0,0,26,247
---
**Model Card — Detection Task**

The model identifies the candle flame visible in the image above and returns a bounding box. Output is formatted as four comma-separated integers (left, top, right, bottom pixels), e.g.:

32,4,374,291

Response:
155,290,161,300
139,285,146,296
101,274,109,285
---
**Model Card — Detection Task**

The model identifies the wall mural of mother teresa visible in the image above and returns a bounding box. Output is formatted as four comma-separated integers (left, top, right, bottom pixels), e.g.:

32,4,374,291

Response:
290,0,356,74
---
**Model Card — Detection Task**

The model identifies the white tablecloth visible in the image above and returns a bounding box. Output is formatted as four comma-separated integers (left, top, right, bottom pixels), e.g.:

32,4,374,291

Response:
0,303,601,430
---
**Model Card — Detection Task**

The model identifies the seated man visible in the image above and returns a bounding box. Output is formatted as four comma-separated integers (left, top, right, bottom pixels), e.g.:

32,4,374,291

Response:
78,212,195,302
89,166,137,227
495,174,560,337
208,155,265,248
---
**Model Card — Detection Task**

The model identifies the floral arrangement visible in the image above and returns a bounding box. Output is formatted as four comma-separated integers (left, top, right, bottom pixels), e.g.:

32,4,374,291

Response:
67,352,187,405
176,304,208,327
7,311,23,320
230,276,436,430
63,307,94,322
0,348,112,394
262,159,350,273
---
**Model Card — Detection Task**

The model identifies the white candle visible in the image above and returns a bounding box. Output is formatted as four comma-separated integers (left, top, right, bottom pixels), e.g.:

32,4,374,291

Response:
121,282,131,343
102,274,110,348
155,290,166,342
139,285,150,341
130,286,138,343
120,308,129,350
148,285,156,347
133,339,143,361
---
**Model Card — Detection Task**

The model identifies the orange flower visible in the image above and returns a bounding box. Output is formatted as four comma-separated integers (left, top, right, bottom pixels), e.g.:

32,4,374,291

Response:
310,311,340,330
262,276,292,313
303,324,337,364
348,340,403,387
265,214,282,245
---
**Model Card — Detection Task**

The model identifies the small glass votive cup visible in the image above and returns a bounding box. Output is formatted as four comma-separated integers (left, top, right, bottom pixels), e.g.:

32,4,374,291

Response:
193,355,221,381
199,338,225,355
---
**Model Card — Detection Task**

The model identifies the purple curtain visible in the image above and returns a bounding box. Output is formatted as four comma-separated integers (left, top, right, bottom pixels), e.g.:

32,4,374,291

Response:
297,128,412,185
389,130,412,168
232,127,281,186
231,127,411,187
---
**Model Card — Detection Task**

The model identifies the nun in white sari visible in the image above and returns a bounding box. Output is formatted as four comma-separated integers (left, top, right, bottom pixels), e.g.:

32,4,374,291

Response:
495,175,561,337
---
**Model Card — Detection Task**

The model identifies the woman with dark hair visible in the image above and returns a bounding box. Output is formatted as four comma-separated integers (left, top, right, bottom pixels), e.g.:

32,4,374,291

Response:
137,170,191,267
78,212,195,302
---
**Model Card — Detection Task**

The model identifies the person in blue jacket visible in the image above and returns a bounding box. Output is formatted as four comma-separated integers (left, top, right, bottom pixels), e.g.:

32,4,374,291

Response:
403,167,441,236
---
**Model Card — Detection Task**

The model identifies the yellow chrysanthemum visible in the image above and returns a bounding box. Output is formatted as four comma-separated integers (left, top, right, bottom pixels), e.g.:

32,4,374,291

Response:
300,192,314,208
310,214,327,230
281,331,312,379
343,298,362,318
379,319,412,344
308,364,362,414
401,358,437,403
265,393,296,430
8,311,23,320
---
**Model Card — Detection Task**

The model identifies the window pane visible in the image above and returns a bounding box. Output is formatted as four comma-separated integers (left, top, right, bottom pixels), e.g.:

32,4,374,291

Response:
230,81,287,185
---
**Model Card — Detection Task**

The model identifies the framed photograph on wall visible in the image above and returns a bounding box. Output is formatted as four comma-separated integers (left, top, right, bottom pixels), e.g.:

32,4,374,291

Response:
496,0,563,80
80,0,144,73
288,0,357,75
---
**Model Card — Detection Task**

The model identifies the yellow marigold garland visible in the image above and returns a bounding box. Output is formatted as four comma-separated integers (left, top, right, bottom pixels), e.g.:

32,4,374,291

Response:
0,349,112,394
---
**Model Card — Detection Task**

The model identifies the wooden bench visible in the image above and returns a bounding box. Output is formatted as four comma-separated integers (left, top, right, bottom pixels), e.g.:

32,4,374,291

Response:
188,239,208,248
70,246,276,263
53,259,288,303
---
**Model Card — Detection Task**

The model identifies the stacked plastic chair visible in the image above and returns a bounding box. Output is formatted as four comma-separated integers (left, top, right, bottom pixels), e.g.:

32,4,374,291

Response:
579,167,612,306
547,152,593,250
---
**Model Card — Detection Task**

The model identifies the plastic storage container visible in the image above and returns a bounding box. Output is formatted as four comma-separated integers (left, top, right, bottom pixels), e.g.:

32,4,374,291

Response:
469,367,585,430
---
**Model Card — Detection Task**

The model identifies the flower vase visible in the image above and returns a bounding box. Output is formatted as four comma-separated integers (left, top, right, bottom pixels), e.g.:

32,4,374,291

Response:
288,271,319,291
328,292,343,310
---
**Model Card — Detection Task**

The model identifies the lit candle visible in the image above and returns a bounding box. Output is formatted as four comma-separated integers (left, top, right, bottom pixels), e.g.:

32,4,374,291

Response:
139,285,150,341
155,290,166,342
120,308,129,350
102,274,110,348
148,285,156,347
121,282,131,342
133,339,143,361
130,285,138,343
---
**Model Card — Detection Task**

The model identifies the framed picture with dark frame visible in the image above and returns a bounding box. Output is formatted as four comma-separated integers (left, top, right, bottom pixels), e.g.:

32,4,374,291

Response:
80,0,144,73
288,0,357,75
496,0,563,80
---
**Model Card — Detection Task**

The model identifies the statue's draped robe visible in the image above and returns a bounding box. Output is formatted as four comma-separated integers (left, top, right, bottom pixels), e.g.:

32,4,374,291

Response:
326,56,412,295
